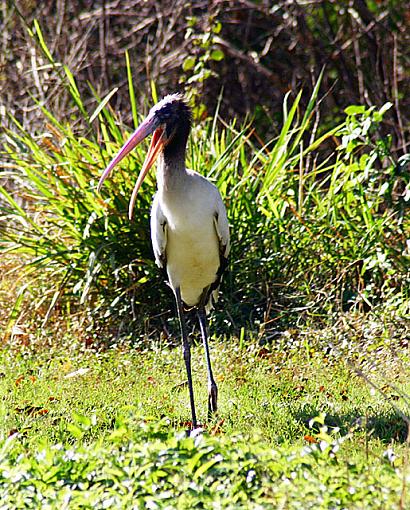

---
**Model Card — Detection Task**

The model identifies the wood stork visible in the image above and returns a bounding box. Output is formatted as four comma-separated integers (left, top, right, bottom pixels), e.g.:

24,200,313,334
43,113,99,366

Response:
97,93,230,429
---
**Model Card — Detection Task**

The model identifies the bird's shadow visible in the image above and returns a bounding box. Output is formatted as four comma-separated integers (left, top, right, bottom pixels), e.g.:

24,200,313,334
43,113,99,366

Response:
293,404,409,444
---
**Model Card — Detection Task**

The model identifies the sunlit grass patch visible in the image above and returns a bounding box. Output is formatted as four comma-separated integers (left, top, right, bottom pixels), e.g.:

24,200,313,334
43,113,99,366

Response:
2,324,409,445
0,333,409,509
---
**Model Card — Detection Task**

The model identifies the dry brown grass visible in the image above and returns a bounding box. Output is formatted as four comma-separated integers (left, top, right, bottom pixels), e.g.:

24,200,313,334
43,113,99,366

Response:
0,254,94,348
0,254,24,339
1,1,408,151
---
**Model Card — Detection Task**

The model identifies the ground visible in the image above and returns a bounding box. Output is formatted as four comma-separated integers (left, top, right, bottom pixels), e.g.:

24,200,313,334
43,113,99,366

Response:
1,256,409,508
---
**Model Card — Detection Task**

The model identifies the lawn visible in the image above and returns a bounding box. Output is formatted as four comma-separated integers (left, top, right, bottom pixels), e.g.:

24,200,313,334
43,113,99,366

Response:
1,302,409,508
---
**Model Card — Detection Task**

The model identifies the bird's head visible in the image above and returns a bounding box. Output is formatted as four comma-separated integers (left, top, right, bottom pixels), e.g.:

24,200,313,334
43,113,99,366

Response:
97,93,191,219
149,93,192,146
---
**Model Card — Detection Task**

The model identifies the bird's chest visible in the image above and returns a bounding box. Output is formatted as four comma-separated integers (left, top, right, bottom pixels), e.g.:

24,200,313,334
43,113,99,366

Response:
160,187,219,272
160,186,214,232
156,178,221,304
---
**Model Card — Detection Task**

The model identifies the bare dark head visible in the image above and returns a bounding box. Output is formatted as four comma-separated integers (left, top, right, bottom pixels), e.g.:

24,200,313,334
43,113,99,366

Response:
150,94,191,137
97,93,192,219
149,94,192,158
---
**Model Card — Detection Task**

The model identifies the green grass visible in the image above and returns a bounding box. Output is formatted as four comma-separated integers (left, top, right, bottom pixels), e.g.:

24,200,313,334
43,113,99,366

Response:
1,20,409,509
1,321,409,508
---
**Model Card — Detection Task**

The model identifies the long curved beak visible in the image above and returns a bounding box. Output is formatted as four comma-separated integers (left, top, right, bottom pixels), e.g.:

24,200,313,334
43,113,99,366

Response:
97,115,166,220
127,127,165,220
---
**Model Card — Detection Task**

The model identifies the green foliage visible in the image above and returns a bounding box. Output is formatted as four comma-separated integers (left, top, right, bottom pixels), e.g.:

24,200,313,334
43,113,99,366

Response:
1,100,158,328
181,14,225,118
0,24,408,339
1,334,409,509
0,415,405,509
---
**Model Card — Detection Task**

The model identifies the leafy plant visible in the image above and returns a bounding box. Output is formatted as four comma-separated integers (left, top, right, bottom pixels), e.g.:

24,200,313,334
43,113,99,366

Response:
1,22,408,342
0,413,406,509
181,13,225,118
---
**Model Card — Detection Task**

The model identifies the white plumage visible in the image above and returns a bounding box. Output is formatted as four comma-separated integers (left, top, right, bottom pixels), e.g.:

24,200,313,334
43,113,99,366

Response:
151,168,230,307
98,94,229,429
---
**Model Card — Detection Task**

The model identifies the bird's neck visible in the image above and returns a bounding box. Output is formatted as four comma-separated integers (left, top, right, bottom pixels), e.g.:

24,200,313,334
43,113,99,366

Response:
157,128,189,192
157,152,187,192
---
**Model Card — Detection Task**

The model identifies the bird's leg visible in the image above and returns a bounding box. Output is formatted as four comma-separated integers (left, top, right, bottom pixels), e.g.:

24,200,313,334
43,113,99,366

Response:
197,304,218,420
174,287,197,429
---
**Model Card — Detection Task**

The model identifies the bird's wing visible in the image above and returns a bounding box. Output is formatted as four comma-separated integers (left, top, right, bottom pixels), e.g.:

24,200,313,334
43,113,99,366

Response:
150,193,167,268
204,194,230,312
213,194,230,260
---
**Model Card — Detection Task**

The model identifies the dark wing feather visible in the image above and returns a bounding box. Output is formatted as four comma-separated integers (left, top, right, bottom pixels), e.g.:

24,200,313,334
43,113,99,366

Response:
201,209,230,311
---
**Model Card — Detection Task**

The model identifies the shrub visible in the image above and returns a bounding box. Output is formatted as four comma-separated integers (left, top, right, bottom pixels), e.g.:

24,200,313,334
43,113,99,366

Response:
1,30,408,341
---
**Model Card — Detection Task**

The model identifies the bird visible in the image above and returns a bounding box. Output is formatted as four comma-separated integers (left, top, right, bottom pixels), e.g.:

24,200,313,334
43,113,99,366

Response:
97,93,230,429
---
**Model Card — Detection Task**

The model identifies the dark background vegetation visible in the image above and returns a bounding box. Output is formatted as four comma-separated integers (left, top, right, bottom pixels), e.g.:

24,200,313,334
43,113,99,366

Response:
2,0,408,152
0,0,408,342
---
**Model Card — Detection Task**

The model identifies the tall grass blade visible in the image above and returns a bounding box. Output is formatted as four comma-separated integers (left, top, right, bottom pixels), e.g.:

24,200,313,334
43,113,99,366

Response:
89,88,119,124
126,51,138,129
